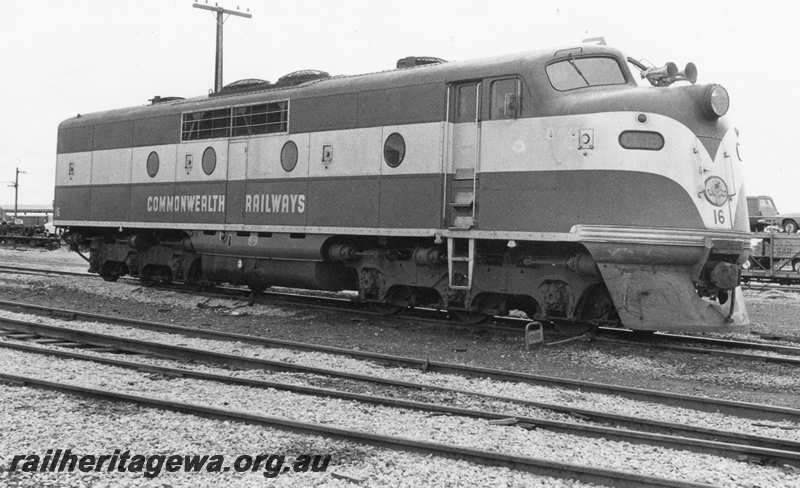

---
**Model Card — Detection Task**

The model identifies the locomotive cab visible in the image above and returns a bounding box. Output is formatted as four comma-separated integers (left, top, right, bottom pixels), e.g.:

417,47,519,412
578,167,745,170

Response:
521,47,749,330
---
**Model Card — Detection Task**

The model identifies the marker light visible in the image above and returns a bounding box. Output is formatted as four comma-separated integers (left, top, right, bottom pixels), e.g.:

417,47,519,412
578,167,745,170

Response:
619,130,664,151
703,84,729,119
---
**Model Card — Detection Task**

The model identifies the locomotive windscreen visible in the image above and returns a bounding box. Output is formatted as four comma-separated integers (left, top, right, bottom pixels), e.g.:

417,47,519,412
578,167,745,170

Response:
546,56,627,91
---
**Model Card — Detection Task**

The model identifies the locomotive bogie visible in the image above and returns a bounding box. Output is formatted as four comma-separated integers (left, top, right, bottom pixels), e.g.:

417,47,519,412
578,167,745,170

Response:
80,227,614,324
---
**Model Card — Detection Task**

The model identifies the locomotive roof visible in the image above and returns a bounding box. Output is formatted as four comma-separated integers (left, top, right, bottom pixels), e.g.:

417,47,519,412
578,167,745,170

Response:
59,44,625,129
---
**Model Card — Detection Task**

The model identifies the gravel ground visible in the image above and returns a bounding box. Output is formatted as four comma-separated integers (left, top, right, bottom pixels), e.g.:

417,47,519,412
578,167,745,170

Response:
0,247,87,274
1,260,799,409
1,308,799,445
571,344,800,389
0,272,295,318
0,384,595,488
2,273,800,394
743,289,800,339
4,248,800,486
2,348,798,487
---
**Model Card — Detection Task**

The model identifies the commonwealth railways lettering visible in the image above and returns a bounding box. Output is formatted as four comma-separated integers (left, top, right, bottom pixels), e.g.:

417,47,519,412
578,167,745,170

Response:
245,193,306,214
144,193,306,214
146,194,225,213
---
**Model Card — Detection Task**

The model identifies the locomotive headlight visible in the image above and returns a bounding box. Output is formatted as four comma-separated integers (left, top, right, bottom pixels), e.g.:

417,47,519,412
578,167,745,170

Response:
703,84,729,119
703,176,729,206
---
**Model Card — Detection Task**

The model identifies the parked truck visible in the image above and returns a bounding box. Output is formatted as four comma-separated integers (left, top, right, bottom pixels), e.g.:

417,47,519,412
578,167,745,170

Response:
747,195,800,233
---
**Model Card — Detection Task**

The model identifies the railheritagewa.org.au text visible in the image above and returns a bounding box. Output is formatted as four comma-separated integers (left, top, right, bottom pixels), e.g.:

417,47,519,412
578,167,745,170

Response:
9,449,331,478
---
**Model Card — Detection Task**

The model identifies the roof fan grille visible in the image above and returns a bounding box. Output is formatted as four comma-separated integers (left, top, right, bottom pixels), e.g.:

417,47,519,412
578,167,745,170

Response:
396,56,446,69
276,70,330,87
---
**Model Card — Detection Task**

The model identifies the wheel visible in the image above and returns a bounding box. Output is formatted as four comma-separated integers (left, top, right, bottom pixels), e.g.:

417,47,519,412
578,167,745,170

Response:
793,260,800,273
248,283,268,294
156,268,173,285
99,262,120,282
100,271,119,282
784,220,798,234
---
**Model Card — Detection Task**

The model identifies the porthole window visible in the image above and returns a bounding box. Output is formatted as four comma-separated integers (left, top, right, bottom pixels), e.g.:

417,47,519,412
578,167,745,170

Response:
383,132,405,168
201,146,217,175
281,140,298,172
146,151,159,177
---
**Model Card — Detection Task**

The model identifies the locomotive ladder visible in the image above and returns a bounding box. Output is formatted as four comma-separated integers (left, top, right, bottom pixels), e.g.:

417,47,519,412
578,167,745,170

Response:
447,237,475,290
448,185,476,229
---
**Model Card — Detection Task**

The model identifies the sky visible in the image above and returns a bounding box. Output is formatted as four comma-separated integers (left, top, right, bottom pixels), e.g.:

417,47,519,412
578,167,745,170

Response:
0,0,796,211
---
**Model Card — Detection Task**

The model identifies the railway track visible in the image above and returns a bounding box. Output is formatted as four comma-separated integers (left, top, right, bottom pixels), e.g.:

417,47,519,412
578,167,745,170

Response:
0,372,714,488
1,300,799,423
2,327,800,484
3,264,800,365
0,264,90,278
0,264,525,334
742,282,800,293
592,329,800,367
4,336,798,468
1,312,799,453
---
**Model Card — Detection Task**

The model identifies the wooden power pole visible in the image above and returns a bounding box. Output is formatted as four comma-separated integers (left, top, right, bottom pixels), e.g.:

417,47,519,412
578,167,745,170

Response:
12,167,25,223
192,2,252,93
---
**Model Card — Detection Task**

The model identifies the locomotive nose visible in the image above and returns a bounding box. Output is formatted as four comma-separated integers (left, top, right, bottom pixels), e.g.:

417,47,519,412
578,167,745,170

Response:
560,83,732,149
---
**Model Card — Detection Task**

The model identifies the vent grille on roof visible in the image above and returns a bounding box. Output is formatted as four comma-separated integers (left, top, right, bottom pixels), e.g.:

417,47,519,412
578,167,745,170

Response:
276,70,330,87
218,78,273,95
396,56,446,69
148,96,185,105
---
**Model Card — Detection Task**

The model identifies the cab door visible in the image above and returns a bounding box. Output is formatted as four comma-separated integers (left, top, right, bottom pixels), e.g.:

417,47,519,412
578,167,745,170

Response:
446,81,481,229
226,141,248,224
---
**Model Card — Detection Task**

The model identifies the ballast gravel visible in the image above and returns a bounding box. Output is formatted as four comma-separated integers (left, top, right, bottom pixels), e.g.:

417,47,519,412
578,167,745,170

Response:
0,273,295,317
559,347,800,389
3,270,800,394
0,384,595,488
0,248,87,274
1,348,798,487
1,308,798,445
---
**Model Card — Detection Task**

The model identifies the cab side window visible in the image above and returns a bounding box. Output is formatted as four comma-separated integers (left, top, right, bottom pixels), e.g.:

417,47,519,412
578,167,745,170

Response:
455,83,478,123
747,198,759,215
490,78,520,119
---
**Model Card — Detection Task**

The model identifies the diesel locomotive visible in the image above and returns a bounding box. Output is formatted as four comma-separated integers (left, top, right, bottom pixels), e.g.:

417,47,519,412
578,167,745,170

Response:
54,44,750,331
